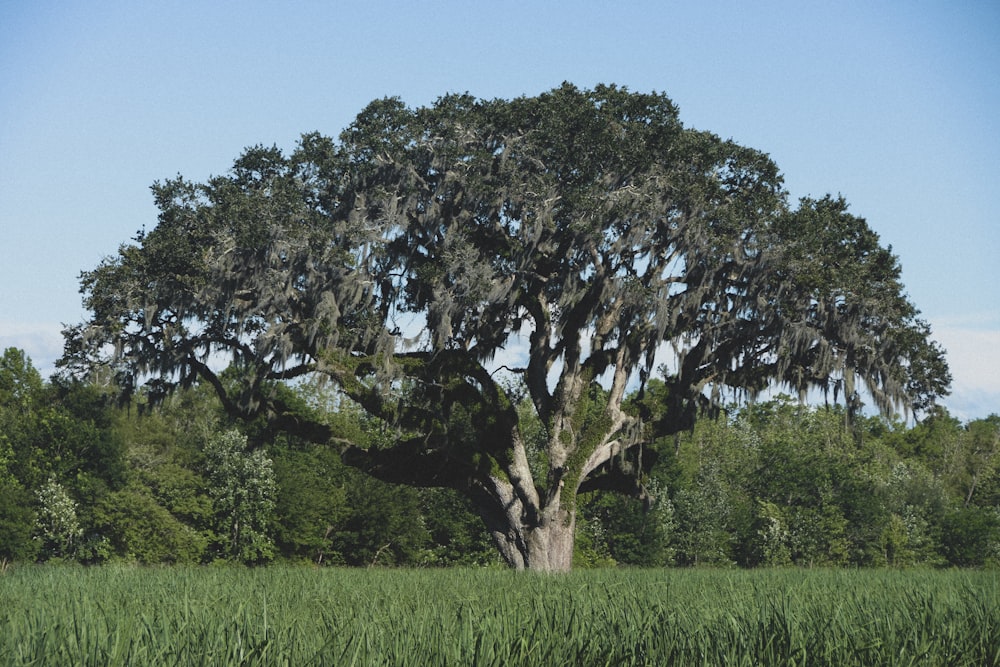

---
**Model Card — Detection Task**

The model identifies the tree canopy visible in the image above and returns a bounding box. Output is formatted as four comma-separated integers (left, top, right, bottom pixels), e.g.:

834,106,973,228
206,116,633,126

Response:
63,83,949,570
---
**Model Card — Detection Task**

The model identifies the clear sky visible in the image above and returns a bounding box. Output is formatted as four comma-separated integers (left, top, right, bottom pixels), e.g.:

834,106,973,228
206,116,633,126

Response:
1,1,997,420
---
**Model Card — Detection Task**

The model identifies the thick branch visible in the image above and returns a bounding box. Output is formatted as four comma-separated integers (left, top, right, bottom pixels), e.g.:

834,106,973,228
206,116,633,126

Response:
467,475,530,570
578,440,657,496
340,434,479,488
187,357,249,420
525,293,554,425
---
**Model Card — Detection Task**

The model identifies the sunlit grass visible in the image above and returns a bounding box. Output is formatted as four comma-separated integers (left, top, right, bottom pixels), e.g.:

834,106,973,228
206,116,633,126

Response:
1,565,997,665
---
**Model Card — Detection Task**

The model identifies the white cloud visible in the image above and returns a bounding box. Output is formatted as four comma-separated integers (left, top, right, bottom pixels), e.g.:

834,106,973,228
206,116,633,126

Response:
932,323,1000,420
0,321,65,378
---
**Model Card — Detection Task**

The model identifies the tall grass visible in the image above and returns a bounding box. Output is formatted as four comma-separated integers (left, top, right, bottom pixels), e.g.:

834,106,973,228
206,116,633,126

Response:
1,566,997,665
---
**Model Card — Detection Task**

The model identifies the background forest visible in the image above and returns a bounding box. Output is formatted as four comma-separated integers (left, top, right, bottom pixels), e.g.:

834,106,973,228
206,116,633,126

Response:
2,346,997,569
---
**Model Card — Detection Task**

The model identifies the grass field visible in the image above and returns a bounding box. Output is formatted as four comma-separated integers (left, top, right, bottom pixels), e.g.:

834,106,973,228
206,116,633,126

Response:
1,565,997,666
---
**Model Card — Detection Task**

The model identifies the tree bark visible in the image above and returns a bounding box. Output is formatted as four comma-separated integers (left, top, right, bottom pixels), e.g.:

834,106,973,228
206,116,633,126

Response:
470,475,577,572
523,508,576,572
487,511,576,572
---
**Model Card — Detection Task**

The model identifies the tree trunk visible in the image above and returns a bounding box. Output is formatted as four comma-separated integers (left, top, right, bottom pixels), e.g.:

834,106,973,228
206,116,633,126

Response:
479,497,576,572
523,509,576,572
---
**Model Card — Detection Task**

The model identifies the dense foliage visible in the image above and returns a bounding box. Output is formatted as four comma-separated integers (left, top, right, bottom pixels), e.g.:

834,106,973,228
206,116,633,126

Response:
2,567,998,665
0,348,995,568
61,84,949,570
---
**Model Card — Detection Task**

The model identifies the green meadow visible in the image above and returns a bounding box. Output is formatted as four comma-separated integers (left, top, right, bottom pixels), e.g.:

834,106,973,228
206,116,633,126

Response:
1,566,997,666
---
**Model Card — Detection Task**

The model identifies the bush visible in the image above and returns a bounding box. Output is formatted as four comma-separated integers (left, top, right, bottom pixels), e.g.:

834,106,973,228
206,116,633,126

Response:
939,506,1000,567
0,480,38,562
92,487,207,564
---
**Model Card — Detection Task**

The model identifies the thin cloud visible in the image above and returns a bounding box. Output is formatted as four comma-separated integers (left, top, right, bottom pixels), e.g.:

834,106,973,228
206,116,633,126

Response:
0,321,65,378
932,323,1000,419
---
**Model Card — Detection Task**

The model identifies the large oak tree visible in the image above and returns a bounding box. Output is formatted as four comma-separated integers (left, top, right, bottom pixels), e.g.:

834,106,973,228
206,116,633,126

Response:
63,84,949,570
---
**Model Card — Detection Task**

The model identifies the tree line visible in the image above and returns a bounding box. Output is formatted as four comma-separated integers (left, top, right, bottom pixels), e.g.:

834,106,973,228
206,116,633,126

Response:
2,347,996,568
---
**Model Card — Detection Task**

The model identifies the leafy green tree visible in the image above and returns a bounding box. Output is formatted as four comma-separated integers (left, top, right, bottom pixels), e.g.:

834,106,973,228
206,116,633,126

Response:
878,507,942,567
672,461,739,566
0,349,128,562
0,480,37,562
49,378,127,490
271,442,349,564
580,486,676,566
113,393,216,548
736,399,878,565
939,505,1000,567
92,486,208,564
785,504,850,567
34,477,83,561
891,406,962,468
0,348,43,411
874,460,947,566
418,487,497,566
753,500,792,566
331,471,431,567
128,438,213,532
947,416,1000,508
0,348,46,488
63,85,949,570
1,364,125,495
204,430,277,564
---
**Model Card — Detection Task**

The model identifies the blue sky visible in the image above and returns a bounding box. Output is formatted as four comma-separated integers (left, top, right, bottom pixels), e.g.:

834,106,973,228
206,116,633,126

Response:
1,1,997,420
